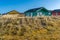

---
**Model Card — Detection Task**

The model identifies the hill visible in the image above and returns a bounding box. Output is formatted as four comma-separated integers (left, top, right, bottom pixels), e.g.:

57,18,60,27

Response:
0,16,60,40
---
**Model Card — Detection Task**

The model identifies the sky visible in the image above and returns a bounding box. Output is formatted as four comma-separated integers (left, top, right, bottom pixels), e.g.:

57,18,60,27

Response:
0,0,60,13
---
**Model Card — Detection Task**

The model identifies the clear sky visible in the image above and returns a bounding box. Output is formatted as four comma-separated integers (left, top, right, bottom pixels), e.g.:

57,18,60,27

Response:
0,0,60,13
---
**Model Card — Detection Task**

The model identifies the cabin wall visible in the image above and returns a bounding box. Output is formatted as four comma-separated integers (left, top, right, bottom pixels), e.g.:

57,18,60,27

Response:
25,11,52,17
36,10,51,16
58,12,60,15
25,8,52,17
25,12,31,17
52,12,56,16
32,12,37,17
25,12,37,17
52,11,60,16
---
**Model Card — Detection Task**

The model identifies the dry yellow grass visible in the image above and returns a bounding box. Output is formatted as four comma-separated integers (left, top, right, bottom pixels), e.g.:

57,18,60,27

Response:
0,16,60,40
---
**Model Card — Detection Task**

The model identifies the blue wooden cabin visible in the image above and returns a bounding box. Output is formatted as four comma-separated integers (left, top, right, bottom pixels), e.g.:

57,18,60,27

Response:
24,7,52,17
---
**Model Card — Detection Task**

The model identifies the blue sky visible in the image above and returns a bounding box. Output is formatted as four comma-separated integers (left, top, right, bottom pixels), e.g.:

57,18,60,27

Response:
0,0,60,13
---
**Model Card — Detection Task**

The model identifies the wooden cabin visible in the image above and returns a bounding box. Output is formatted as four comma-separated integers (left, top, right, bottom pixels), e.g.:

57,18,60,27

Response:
3,10,25,17
52,9,60,16
52,11,56,16
6,10,21,14
24,7,52,17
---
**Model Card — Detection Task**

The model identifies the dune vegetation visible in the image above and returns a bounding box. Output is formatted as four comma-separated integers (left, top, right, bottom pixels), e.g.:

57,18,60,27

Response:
0,16,60,40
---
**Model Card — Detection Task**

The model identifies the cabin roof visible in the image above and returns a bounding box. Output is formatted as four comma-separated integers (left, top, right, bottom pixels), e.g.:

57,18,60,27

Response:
24,7,47,13
7,10,20,14
2,10,24,15
53,9,60,12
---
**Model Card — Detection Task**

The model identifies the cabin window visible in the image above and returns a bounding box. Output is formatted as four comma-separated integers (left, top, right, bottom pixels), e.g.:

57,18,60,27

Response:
31,13,32,17
48,12,51,16
39,12,42,15
37,12,39,16
49,12,50,15
37,12,42,16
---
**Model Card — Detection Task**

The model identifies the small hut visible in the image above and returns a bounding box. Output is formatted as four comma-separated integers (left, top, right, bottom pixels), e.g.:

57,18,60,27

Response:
1,10,25,18
4,10,25,17
52,9,60,16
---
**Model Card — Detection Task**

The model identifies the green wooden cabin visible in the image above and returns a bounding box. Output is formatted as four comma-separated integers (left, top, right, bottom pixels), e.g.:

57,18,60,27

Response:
24,7,52,17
